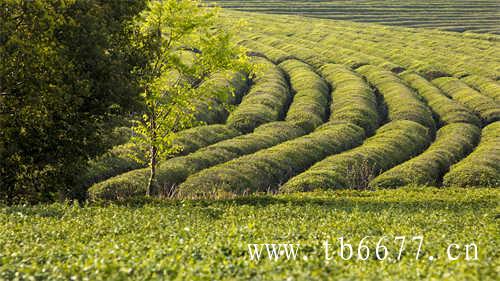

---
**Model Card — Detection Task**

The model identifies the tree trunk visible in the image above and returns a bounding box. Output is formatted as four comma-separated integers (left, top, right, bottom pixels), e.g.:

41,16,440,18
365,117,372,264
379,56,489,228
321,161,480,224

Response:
147,144,157,197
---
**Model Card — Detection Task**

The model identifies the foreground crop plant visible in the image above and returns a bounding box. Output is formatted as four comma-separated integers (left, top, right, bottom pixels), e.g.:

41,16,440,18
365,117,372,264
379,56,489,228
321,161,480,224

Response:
130,0,250,196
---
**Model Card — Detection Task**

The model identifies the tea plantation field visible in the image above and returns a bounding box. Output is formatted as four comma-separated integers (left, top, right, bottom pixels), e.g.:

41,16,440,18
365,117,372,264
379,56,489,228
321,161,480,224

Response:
210,0,500,34
1,188,499,280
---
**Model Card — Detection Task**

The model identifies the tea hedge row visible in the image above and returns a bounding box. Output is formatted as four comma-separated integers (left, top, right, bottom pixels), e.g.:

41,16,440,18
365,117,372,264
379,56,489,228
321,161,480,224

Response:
432,77,500,125
279,59,329,131
193,71,250,124
88,122,306,201
400,71,481,127
177,122,365,198
461,75,500,102
79,125,241,190
281,120,431,192
320,64,380,134
239,39,294,64
443,121,500,187
356,65,436,131
227,58,291,133
370,123,481,188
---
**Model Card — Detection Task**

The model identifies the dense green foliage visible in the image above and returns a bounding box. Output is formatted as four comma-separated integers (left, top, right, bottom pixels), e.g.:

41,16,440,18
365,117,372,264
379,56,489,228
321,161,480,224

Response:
212,0,500,34
371,123,481,188
432,77,500,125
0,0,147,203
1,188,498,280
227,58,291,133
356,65,436,131
443,122,500,187
460,75,500,103
400,71,481,127
88,122,305,201
279,59,329,131
320,64,380,134
178,122,365,198
282,120,431,192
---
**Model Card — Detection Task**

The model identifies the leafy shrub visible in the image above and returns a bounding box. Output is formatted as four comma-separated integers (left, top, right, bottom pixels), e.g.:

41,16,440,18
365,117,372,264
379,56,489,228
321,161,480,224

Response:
88,122,305,201
177,122,365,198
281,120,431,192
279,59,329,131
227,58,291,133
370,123,481,188
400,71,481,127
320,64,380,134
443,122,500,187
239,39,295,64
461,75,500,102
80,125,240,191
194,71,250,124
357,65,436,131
432,77,500,125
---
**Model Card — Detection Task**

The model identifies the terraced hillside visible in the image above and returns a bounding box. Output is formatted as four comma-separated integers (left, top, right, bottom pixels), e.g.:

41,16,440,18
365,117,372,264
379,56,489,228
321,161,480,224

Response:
210,0,500,34
89,9,499,201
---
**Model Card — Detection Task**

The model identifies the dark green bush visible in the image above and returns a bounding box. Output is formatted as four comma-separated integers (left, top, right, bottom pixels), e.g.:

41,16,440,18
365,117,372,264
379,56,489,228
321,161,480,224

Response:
227,58,291,133
88,122,305,201
177,122,365,198
281,120,431,192
320,64,380,134
357,65,436,131
370,123,481,187
443,121,500,187
279,59,329,131
432,77,500,125
400,71,481,127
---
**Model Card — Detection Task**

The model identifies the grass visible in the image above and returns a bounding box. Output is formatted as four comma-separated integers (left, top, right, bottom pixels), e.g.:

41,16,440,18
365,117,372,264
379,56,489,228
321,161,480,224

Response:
1,188,498,280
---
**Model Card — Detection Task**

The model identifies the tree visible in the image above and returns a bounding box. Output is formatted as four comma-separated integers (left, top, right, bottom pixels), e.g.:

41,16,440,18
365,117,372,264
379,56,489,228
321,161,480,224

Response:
130,0,250,196
0,0,147,203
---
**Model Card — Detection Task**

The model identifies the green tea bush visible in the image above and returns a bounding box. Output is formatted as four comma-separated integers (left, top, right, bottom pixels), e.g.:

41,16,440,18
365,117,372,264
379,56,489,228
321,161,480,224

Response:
80,125,240,190
227,58,291,133
370,123,481,188
461,75,500,102
357,65,436,131
88,122,305,201
177,122,365,198
194,71,250,124
279,59,329,131
400,71,481,127
320,64,380,134
239,39,295,64
281,120,431,192
443,121,500,187
432,77,500,125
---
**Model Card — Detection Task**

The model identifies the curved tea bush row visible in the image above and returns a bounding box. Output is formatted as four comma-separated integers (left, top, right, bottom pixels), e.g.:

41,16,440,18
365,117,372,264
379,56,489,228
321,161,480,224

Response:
281,120,431,192
239,39,295,64
79,125,241,189
227,58,291,133
320,64,380,134
461,75,500,102
432,77,500,125
88,122,306,201
443,122,500,187
356,65,436,131
400,71,481,127
279,59,329,131
177,122,366,198
370,123,481,188
194,71,250,124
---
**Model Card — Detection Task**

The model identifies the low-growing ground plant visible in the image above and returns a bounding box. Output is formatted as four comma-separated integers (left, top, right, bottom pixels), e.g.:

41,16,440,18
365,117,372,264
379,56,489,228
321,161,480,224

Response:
461,74,500,102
